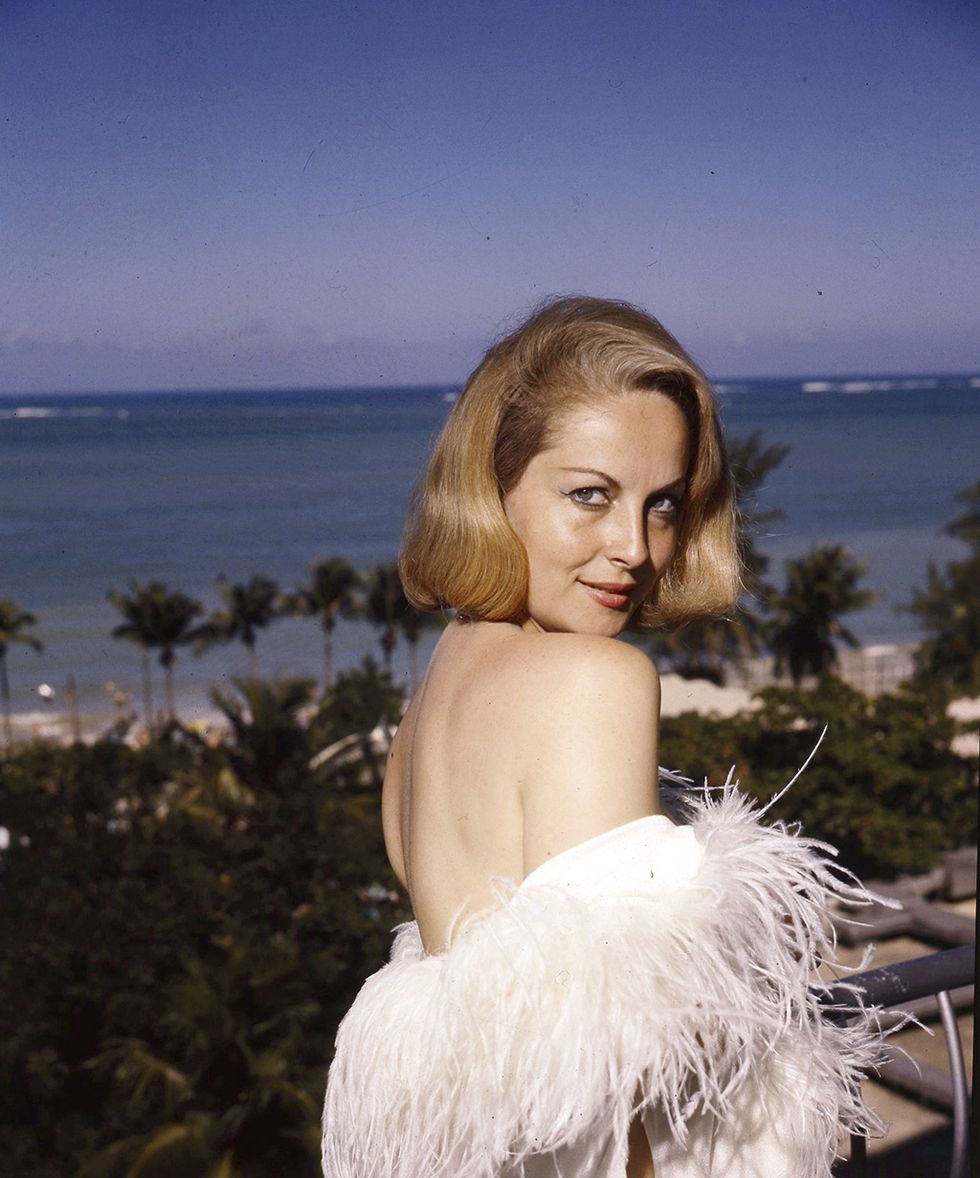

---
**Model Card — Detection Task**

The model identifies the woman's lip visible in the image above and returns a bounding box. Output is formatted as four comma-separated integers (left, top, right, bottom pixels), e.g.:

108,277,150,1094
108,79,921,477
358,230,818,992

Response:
580,581,635,609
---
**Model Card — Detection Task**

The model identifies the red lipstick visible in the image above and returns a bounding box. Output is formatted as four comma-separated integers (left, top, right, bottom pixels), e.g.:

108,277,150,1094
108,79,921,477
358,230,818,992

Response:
579,581,635,609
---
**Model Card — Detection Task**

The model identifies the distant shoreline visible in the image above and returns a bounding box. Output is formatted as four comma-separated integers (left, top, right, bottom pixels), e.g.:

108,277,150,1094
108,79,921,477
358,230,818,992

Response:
7,640,978,757
4,379,975,714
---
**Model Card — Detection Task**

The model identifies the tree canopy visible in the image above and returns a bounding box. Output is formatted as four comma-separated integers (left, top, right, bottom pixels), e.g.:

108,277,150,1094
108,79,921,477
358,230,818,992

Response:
768,545,875,687
108,582,204,725
0,599,43,747
0,671,407,1176
194,576,284,678
905,479,980,694
287,559,361,690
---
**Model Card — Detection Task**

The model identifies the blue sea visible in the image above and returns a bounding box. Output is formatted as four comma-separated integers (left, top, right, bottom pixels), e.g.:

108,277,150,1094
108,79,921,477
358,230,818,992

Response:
1,376,978,719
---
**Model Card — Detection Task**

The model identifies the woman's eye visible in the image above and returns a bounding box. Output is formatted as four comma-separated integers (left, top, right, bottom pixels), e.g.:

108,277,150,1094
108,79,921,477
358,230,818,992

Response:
566,487,608,507
649,494,680,516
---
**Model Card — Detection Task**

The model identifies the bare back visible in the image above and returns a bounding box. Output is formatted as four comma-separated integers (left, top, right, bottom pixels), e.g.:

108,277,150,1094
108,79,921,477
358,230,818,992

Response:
382,618,663,955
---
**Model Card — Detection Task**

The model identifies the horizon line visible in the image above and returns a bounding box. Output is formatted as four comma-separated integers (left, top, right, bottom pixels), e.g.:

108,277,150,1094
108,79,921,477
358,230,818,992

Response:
1,369,979,399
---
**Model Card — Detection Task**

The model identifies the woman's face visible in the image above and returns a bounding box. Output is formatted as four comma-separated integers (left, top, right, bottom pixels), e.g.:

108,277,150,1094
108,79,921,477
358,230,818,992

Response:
503,391,690,636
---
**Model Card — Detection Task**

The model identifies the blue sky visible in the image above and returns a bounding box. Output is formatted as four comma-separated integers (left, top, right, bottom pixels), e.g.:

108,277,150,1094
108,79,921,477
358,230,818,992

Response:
2,0,978,391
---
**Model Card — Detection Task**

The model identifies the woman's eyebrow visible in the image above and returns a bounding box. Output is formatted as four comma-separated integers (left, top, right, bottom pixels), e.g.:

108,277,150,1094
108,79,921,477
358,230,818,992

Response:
560,468,687,495
559,466,618,485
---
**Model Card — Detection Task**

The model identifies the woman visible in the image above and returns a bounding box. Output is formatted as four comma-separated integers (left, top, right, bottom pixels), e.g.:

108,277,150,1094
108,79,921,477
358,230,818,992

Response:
322,297,885,1178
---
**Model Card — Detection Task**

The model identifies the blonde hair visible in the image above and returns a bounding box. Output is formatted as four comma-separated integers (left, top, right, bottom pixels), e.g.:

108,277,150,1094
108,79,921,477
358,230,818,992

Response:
400,296,740,628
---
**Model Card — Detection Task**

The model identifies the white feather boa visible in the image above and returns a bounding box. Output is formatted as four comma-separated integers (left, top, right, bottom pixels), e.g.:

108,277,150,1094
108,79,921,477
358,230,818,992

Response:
322,784,890,1178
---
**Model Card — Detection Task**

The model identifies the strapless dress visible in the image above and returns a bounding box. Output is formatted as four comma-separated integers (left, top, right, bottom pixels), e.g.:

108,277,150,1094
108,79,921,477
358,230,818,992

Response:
322,783,888,1178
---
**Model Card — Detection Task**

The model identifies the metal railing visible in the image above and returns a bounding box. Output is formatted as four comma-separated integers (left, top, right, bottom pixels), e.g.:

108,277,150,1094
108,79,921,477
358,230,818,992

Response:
823,943,975,1178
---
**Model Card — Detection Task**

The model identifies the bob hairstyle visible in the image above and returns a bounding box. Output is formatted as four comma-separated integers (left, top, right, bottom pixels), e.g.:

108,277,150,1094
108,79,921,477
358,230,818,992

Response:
400,296,740,628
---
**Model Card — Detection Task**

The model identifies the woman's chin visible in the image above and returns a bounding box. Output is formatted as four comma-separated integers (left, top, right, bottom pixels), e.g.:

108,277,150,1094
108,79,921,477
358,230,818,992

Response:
524,606,632,637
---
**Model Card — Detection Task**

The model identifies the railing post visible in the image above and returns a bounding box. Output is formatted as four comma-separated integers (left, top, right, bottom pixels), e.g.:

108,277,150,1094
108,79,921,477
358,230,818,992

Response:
821,944,975,1177
937,989,970,1178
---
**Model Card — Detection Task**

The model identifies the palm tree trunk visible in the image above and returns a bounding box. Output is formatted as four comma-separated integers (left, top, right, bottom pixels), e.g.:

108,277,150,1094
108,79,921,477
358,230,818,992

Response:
248,644,258,679
381,630,396,673
164,665,176,722
141,650,155,736
323,631,333,693
66,674,81,744
0,652,11,748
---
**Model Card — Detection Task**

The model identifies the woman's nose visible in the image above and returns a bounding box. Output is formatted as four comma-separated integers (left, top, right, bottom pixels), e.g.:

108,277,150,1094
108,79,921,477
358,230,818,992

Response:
605,509,650,568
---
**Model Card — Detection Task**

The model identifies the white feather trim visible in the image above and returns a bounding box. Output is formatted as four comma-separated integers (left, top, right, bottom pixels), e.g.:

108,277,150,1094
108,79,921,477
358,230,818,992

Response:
322,784,890,1178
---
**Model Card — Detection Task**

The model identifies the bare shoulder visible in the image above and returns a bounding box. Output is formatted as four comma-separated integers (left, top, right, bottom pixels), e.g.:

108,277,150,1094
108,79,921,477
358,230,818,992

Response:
514,633,661,719
512,635,663,875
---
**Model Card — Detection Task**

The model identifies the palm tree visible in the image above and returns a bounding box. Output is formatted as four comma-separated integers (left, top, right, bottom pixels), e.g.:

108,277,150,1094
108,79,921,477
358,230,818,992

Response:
904,479,980,692
149,587,204,726
361,564,408,673
729,430,791,592
646,612,761,686
83,946,320,1177
194,575,283,677
211,677,315,787
399,603,442,691
287,558,360,690
768,545,876,687
944,477,980,548
109,582,203,728
109,583,158,731
0,600,43,747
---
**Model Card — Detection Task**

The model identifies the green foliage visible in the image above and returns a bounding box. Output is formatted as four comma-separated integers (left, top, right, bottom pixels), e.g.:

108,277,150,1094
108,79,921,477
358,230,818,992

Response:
728,429,792,588
194,576,284,678
0,695,406,1174
768,545,875,686
310,658,404,749
356,563,437,685
307,659,406,795
287,559,361,690
644,613,758,686
905,479,980,693
108,582,204,725
210,677,316,789
358,563,407,671
661,678,975,879
907,555,980,693
944,478,980,548
0,598,43,747
397,600,444,690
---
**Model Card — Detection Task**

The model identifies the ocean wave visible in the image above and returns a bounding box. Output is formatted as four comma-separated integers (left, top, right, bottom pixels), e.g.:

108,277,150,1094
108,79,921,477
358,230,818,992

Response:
0,407,59,419
801,378,945,394
0,405,129,421
842,381,901,394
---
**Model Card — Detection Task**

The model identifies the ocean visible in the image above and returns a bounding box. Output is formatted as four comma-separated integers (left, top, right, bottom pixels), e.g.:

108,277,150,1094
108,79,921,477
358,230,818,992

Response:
1,376,977,720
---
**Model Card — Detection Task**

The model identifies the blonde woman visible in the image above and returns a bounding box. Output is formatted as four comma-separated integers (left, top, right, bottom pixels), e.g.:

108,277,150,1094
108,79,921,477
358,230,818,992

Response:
323,298,884,1178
